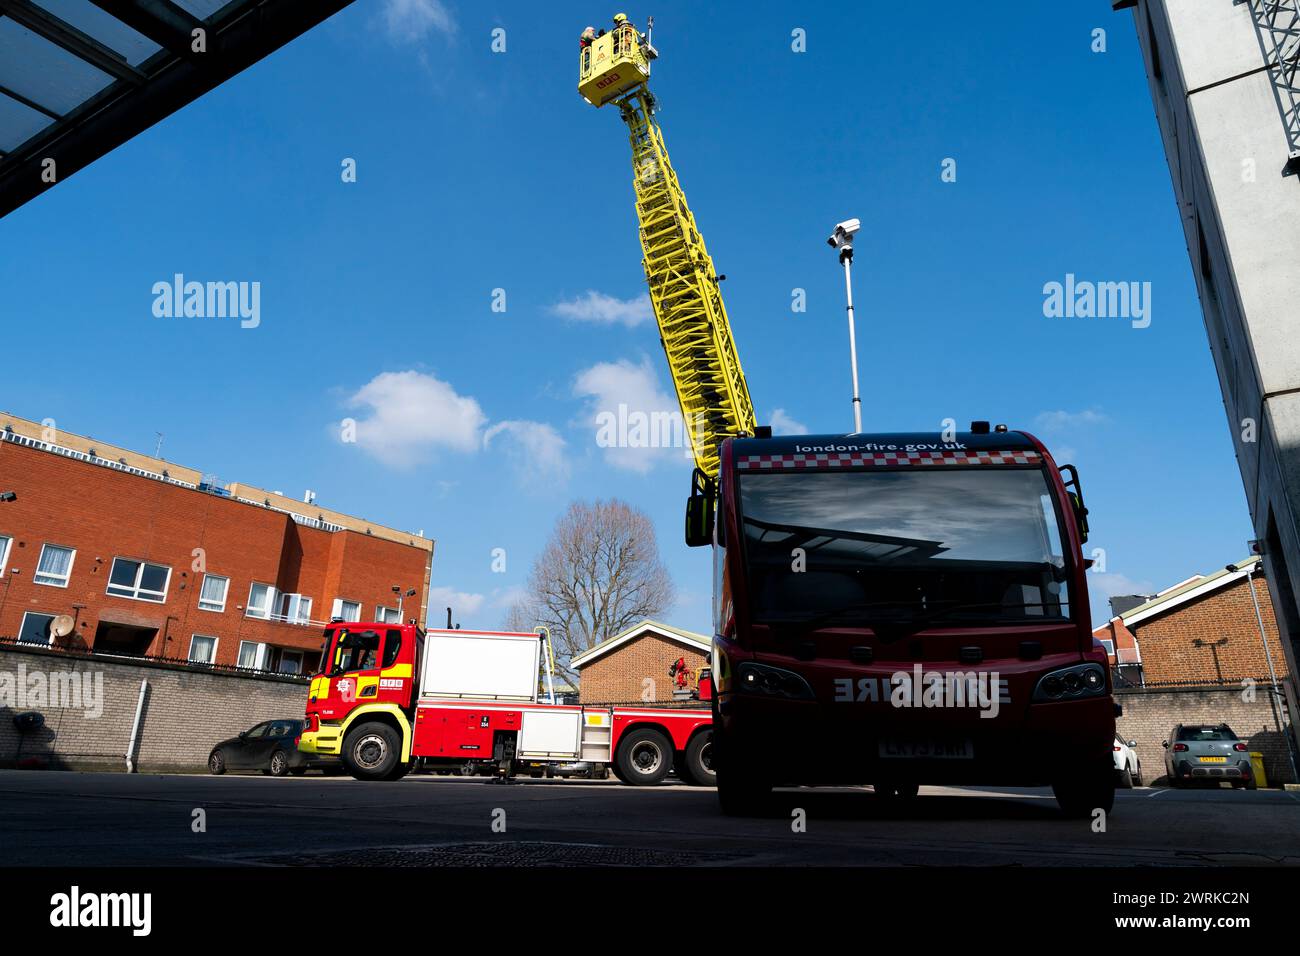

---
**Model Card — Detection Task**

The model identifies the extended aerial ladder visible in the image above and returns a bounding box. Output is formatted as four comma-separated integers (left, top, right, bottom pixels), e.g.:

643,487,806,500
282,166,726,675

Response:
578,14,756,478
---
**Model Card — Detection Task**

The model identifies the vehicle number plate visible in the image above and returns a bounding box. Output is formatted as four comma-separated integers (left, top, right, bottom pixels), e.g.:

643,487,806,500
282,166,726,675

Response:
1198,756,1227,763
878,739,974,759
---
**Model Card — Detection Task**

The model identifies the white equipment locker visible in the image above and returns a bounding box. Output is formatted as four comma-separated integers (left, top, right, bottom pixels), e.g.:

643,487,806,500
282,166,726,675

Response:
518,709,582,759
419,629,541,702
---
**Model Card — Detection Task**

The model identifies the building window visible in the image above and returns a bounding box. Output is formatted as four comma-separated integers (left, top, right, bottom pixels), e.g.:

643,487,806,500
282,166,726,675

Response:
34,543,75,587
189,634,218,664
280,593,313,625
376,604,401,624
18,611,55,645
238,640,267,670
0,534,10,576
198,574,229,612
106,558,171,603
246,583,276,619
278,649,304,675
1099,638,1115,658
331,598,361,622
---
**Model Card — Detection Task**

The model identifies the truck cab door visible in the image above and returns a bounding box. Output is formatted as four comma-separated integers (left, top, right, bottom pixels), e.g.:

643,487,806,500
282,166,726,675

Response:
317,628,385,721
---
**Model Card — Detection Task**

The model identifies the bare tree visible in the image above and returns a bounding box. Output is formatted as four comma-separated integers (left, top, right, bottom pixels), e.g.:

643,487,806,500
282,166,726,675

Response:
505,498,675,684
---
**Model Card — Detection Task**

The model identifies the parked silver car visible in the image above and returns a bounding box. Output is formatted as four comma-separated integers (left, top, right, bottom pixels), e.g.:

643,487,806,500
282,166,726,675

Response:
1162,723,1256,789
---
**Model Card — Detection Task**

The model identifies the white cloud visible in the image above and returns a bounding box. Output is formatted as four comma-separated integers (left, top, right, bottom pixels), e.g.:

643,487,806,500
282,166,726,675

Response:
1034,408,1110,431
573,357,688,474
484,420,570,485
769,408,809,435
429,586,486,621
1088,572,1156,602
551,291,653,328
343,370,486,468
381,0,456,43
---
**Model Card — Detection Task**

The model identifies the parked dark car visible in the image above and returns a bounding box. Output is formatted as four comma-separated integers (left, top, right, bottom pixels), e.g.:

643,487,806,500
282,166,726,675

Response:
1162,723,1256,789
208,719,336,777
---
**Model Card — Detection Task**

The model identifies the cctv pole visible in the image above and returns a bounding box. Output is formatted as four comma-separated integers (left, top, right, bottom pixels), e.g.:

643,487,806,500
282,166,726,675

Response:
1241,563,1299,783
832,227,864,434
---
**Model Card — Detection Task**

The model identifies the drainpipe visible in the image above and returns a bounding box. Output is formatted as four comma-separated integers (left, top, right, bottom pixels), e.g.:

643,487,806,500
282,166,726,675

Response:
125,678,148,773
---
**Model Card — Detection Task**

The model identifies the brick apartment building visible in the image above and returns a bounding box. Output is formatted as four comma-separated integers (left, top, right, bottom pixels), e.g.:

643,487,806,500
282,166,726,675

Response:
0,414,433,674
571,619,709,704
1093,556,1290,687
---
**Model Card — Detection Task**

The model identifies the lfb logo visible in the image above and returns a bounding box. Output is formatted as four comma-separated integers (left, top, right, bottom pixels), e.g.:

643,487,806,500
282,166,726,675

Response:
337,678,356,703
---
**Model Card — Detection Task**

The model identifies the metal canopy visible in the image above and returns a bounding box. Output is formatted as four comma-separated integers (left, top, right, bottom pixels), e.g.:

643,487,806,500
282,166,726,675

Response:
0,0,355,219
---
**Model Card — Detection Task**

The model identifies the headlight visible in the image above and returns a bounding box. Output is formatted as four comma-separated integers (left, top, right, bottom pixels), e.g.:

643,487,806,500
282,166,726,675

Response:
1032,663,1107,702
735,661,816,700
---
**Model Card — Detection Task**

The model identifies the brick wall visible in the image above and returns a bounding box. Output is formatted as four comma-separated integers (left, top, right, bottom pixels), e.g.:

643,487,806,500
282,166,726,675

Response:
1116,684,1295,785
1134,577,1291,684
0,640,308,773
0,439,431,669
578,632,708,704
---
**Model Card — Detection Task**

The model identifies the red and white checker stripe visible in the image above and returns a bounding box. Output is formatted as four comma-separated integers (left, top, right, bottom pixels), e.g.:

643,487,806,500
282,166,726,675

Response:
736,449,1043,470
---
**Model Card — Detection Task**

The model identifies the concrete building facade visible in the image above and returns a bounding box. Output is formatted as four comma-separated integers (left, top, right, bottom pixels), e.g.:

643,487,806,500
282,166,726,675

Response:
1117,0,1300,718
0,414,433,674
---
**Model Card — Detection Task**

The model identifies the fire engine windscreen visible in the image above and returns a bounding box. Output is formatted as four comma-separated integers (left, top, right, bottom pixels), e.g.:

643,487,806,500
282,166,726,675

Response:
737,468,1071,627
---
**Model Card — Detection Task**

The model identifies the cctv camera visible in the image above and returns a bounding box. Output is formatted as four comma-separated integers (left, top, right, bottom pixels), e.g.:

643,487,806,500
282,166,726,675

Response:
827,217,862,248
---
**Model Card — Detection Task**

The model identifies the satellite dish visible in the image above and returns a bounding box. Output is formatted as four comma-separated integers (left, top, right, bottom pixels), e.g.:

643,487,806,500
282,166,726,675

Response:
51,615,75,638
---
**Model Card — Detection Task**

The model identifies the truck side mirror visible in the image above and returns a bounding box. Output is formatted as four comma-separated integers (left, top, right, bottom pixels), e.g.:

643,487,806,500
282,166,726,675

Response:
684,467,715,548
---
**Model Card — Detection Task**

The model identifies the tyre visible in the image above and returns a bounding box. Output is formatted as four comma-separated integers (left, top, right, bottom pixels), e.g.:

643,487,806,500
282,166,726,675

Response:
1053,769,1115,818
268,749,291,777
1131,763,1143,788
341,721,402,781
1245,772,1258,791
1117,764,1134,789
383,759,412,782
208,750,227,775
615,728,672,785
681,730,716,787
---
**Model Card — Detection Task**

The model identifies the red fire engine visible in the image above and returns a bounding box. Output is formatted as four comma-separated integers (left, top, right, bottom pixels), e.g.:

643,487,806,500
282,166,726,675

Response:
297,625,713,785
687,425,1118,817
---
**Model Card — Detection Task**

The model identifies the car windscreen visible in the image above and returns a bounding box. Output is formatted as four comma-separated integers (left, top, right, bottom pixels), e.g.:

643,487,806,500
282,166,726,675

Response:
737,466,1072,627
1177,726,1237,741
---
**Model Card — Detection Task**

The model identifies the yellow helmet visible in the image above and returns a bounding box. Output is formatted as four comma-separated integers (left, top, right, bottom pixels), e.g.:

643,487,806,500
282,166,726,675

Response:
613,12,628,24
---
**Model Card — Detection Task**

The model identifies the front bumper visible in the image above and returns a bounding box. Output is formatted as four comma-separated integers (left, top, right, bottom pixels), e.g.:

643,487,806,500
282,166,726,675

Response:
297,725,342,757
716,691,1116,787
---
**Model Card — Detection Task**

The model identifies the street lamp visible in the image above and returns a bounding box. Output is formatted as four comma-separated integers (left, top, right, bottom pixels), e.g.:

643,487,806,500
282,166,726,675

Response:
1227,559,1299,783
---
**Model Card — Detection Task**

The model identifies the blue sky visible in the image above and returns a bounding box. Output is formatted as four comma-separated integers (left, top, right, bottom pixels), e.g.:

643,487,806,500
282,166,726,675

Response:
1,1,1254,632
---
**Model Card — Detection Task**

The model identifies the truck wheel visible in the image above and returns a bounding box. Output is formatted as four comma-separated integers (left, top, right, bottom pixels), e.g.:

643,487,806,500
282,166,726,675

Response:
1052,768,1115,818
681,730,716,786
341,722,402,781
616,728,672,785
